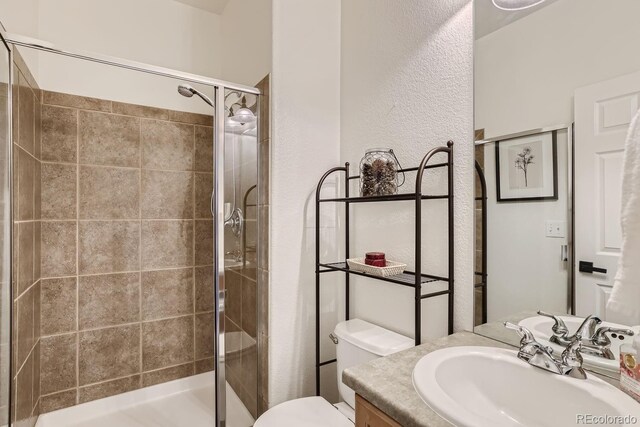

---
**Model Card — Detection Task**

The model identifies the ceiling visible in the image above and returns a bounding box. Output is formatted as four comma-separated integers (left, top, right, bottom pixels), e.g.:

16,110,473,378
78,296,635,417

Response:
475,0,560,39
172,0,231,14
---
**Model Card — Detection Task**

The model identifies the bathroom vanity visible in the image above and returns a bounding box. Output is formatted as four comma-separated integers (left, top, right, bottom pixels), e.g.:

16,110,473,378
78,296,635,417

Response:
344,331,623,427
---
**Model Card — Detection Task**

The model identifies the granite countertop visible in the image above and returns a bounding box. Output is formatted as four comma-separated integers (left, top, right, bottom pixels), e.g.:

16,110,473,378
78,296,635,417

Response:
342,332,511,427
342,331,620,427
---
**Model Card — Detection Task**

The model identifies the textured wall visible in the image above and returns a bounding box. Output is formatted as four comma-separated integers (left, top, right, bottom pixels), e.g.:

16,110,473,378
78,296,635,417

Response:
340,0,474,338
36,91,215,413
270,0,342,405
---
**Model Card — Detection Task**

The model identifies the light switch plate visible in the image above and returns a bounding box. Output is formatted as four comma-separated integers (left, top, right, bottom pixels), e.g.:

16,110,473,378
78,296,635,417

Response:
545,220,566,238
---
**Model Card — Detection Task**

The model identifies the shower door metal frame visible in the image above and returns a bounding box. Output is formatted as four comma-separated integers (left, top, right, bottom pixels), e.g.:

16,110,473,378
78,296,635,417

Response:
0,29,259,427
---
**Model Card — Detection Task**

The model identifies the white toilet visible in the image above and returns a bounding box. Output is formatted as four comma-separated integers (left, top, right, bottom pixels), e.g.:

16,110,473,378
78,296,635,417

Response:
254,319,413,427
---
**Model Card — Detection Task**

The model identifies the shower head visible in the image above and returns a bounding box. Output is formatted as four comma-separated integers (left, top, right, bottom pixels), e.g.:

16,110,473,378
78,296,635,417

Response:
177,84,214,107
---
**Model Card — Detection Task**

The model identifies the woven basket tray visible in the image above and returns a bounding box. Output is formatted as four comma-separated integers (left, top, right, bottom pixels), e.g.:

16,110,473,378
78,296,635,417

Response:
346,258,407,277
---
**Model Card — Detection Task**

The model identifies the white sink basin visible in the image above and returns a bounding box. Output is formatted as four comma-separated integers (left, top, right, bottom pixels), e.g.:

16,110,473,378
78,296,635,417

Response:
412,346,640,427
518,316,640,372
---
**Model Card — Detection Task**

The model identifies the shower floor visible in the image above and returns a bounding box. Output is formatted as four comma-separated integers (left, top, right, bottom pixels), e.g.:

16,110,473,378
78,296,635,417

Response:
35,373,254,427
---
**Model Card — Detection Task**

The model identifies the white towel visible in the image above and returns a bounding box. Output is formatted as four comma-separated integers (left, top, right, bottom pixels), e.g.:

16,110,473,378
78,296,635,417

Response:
607,108,640,326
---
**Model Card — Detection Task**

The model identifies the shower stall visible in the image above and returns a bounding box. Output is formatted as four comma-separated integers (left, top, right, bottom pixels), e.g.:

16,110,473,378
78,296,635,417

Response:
0,28,268,427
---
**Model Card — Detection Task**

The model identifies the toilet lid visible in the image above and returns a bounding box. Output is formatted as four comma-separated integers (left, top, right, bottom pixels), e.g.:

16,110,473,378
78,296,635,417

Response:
254,396,353,427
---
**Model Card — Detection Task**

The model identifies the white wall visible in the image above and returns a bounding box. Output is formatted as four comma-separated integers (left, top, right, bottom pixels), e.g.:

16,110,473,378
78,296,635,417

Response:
340,0,474,342
221,0,272,87
269,0,342,406
475,0,640,137
475,0,640,320
0,0,224,113
0,0,40,76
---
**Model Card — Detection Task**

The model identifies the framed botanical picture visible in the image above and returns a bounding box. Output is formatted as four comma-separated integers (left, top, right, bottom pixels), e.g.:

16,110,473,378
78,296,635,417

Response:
495,130,558,202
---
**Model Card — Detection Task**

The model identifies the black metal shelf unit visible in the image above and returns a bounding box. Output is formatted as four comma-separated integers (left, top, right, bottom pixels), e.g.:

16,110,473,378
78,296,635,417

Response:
314,141,455,396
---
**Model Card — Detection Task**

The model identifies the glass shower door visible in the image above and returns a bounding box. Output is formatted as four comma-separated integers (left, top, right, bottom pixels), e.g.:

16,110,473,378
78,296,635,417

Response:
0,35,10,427
221,88,259,427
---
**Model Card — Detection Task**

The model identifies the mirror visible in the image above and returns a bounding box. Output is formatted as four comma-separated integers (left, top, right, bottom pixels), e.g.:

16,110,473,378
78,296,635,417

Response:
473,0,640,378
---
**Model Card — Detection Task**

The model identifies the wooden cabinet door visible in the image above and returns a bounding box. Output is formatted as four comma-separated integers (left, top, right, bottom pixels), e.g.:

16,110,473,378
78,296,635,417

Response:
355,394,402,427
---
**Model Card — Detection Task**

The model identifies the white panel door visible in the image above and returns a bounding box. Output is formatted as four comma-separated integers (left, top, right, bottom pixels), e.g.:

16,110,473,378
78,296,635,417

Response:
574,70,640,318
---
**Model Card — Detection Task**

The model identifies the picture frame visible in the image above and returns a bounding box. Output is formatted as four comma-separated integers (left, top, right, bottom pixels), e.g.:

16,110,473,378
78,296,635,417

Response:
495,130,558,202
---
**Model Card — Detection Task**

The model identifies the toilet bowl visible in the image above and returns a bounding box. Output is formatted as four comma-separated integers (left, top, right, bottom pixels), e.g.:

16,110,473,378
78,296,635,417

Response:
254,319,413,427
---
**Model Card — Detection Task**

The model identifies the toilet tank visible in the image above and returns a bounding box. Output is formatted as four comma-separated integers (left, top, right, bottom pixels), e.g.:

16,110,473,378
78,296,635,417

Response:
333,319,413,409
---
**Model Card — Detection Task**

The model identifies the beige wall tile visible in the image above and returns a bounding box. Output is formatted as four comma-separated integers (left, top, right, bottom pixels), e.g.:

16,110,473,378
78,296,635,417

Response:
194,266,213,313
141,220,193,270
225,270,241,326
242,278,257,338
33,221,41,284
78,273,140,329
258,139,270,206
34,100,41,161
194,357,214,374
41,163,77,220
78,325,140,385
78,221,140,274
257,75,270,143
112,102,169,121
241,346,258,417
33,286,41,348
78,375,141,404
168,111,212,127
258,206,269,270
195,312,214,360
141,170,193,219
79,111,140,167
79,166,140,219
16,287,34,369
141,268,193,320
34,161,41,220
43,91,111,112
16,147,34,221
15,351,33,422
40,389,77,413
40,278,77,336
18,73,35,156
142,316,193,371
41,105,78,163
141,363,193,387
40,333,77,395
194,126,213,172
194,173,213,219
257,268,269,339
194,220,213,266
17,222,34,295
141,120,193,171
41,221,77,278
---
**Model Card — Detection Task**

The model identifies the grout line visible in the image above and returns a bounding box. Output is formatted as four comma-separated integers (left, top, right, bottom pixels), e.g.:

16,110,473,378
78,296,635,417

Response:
39,217,212,222
40,158,214,175
39,264,215,281
39,311,213,340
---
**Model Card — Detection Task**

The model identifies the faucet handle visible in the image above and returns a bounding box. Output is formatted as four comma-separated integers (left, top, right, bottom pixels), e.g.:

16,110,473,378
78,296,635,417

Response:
592,326,635,346
537,310,569,335
561,334,587,379
504,322,537,345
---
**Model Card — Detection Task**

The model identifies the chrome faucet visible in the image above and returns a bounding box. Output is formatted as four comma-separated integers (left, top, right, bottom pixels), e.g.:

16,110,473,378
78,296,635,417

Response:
537,311,634,360
504,322,587,380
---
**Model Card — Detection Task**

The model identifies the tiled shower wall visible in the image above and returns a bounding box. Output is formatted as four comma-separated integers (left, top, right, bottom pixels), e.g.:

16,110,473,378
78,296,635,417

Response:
37,90,216,413
12,49,42,427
